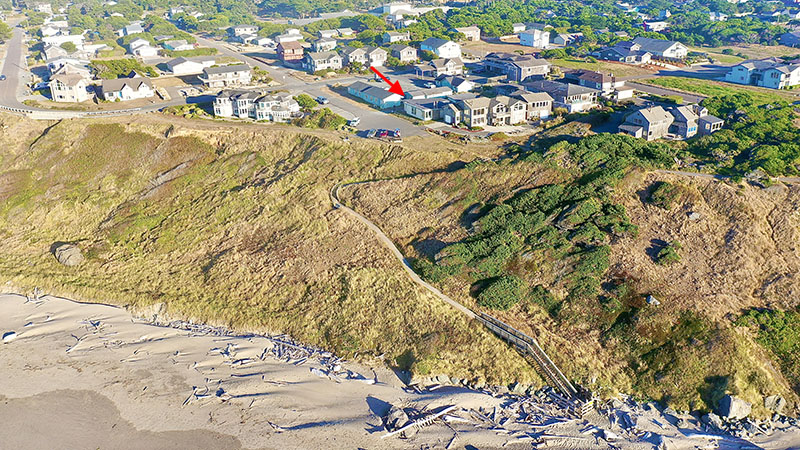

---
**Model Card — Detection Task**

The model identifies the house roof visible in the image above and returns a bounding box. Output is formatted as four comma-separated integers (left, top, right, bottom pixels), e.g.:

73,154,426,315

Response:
166,56,215,68
525,80,599,98
420,37,453,49
384,31,409,37
634,105,673,123
306,51,340,61
670,105,698,122
217,89,261,101
203,64,250,75
402,97,451,110
278,41,303,50
389,44,415,52
430,57,463,69
436,75,471,87
512,91,553,103
50,73,85,87
456,96,491,109
348,81,400,101
454,25,480,33
101,77,152,92
578,71,614,84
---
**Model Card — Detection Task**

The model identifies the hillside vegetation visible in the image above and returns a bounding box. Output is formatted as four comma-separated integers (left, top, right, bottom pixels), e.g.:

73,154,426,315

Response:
343,121,800,416
0,113,537,385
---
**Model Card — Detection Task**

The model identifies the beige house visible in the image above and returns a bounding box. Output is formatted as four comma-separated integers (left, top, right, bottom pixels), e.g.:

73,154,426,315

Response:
619,106,674,141
49,74,90,103
199,64,252,88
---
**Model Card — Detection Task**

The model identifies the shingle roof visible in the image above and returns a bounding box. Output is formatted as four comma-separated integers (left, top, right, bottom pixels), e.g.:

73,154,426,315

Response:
631,37,681,53
51,73,85,87
101,77,152,92
203,64,250,75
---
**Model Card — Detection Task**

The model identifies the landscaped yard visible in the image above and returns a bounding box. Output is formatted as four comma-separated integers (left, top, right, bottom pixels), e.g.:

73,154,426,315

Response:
640,76,799,105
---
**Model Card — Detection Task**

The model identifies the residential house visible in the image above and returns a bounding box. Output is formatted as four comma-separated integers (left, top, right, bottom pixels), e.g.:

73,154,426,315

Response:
510,90,553,120
277,41,304,63
488,95,528,125
33,2,52,14
40,24,65,37
276,30,303,43
453,26,480,41
381,2,412,14
420,38,461,58
163,39,194,52
709,11,729,21
593,42,652,64
303,51,343,73
312,37,337,52
552,32,583,46
133,44,159,57
414,58,464,77
100,77,154,101
166,56,216,75
449,96,491,127
619,106,673,140
50,61,92,80
404,86,453,100
43,45,69,61
780,31,800,47
512,23,526,34
483,52,551,82
383,31,410,43
153,35,174,42
347,80,403,109
631,37,688,59
43,35,85,50
199,64,252,88
666,104,724,139
403,97,451,121
128,38,150,52
117,23,144,37
724,57,800,89
643,21,669,32
255,37,274,47
46,56,87,75
389,44,417,63
519,29,549,48
319,29,338,38
213,89,300,122
524,80,599,113
235,34,257,44
336,28,355,37
231,25,258,36
577,71,623,95
341,46,367,66
49,73,90,103
364,46,388,66
435,75,474,93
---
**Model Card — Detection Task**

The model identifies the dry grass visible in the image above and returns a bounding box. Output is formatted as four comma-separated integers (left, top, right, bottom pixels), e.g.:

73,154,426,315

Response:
0,113,535,385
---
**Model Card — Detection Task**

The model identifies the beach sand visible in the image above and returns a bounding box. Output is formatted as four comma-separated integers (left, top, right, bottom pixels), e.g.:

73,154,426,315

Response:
1,292,799,449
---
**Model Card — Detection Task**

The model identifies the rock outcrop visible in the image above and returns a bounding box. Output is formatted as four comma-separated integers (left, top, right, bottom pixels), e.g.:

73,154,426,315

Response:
717,395,751,420
51,243,84,267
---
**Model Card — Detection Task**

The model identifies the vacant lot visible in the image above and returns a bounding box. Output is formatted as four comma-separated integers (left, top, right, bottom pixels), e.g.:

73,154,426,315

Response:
640,76,799,104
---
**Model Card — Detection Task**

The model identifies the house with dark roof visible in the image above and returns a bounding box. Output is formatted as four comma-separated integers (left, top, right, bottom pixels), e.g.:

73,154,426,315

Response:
402,97,452,121
780,31,800,47
347,81,403,109
630,37,688,59
593,42,652,64
523,80,599,113
414,58,464,77
435,75,474,93
483,52,551,82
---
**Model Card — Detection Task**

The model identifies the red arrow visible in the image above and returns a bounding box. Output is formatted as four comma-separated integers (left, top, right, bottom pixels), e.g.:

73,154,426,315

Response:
369,66,404,96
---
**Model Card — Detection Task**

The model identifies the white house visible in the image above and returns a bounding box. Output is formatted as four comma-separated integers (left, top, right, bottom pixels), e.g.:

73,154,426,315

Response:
519,29,549,48
100,77,155,101
117,23,144,37
631,37,688,59
231,24,258,36
49,73,90,102
419,37,461,59
166,56,216,75
453,26,480,41
163,39,194,52
43,34,85,50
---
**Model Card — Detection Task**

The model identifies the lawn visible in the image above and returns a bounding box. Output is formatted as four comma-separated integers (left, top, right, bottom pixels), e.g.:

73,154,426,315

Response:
640,76,798,105
551,58,657,78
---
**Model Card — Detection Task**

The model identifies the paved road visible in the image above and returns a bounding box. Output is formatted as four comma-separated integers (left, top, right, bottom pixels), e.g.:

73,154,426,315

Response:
0,27,30,110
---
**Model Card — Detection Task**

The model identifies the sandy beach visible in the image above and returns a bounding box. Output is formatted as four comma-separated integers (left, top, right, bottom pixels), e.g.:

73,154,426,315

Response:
1,292,799,449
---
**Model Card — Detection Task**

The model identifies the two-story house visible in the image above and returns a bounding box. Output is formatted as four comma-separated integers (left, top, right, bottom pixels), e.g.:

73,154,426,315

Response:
383,31,410,44
49,73,90,103
389,44,418,63
453,26,480,41
619,106,674,140
100,77,154,101
277,41,304,63
303,51,343,73
312,37,337,52
483,52,551,82
519,29,549,48
200,64,252,88
419,38,461,58
524,80,598,113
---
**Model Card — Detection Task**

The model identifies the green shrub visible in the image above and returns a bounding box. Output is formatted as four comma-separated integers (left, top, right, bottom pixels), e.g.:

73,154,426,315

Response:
648,181,680,209
656,241,682,265
477,275,525,310
294,93,318,110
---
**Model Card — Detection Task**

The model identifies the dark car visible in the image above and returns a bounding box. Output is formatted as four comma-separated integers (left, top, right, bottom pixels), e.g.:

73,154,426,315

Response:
0,75,6,81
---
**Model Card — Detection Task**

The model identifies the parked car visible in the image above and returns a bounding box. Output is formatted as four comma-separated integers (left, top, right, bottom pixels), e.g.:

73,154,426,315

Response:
377,129,389,138
315,96,329,104
366,129,377,138
0,75,6,81
348,117,360,126
423,81,435,88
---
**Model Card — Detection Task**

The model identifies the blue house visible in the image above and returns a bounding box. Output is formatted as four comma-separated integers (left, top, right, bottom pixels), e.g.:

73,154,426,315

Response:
346,81,403,109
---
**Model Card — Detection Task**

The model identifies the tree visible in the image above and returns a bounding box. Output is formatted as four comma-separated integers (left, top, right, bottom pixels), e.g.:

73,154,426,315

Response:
0,21,10,41
293,94,318,110
60,41,77,53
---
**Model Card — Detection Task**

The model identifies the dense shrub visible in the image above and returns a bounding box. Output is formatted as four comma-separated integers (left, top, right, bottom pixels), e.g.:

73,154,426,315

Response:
477,275,525,310
656,241,682,265
648,181,680,210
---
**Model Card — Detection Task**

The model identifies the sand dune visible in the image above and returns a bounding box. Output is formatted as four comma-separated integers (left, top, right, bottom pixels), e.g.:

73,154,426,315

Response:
1,292,798,449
